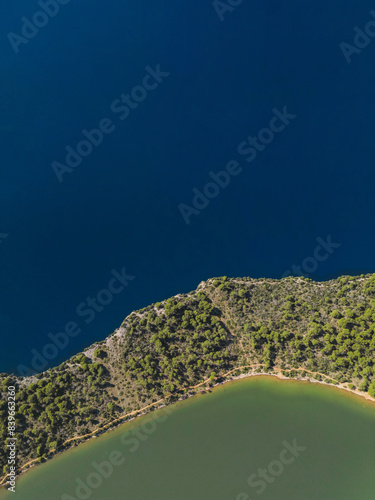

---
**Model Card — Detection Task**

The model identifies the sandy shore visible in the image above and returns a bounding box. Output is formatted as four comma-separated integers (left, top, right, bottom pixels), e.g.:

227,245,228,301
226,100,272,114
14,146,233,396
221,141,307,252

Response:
1,367,374,490
223,370,375,403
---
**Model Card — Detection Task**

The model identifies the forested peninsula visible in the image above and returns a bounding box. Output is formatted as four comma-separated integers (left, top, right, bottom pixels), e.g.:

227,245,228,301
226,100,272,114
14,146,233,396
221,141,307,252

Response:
1,273,375,481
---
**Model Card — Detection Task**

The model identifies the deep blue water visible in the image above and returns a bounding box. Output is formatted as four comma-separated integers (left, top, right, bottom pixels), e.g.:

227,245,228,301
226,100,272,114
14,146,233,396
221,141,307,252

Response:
0,0,374,374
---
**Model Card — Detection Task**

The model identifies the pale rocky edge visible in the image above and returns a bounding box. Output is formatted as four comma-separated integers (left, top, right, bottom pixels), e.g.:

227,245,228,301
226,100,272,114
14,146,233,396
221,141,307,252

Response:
1,273,375,486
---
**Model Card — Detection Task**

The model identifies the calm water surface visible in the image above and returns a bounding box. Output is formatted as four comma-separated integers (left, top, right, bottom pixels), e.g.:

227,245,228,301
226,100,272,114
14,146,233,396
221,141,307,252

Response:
1,377,375,500
1,0,375,373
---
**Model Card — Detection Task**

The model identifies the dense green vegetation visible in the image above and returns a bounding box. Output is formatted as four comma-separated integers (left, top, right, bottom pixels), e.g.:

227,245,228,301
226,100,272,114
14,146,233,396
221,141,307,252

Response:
214,275,375,390
1,273,375,477
122,292,232,396
0,357,114,473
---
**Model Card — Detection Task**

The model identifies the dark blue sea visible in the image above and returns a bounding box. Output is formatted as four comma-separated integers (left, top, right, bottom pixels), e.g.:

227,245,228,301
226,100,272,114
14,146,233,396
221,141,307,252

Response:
1,0,374,374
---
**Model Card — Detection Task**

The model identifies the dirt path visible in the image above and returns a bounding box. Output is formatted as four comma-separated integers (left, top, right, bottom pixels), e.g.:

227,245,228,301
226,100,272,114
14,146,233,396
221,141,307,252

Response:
1,363,374,487
208,291,252,364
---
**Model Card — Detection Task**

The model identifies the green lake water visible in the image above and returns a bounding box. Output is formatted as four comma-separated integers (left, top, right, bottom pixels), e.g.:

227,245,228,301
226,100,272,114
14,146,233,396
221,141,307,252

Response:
1,376,375,500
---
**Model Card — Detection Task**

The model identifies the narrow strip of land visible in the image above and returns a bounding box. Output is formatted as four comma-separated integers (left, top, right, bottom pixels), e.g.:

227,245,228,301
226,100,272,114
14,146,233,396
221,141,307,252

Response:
1,364,374,487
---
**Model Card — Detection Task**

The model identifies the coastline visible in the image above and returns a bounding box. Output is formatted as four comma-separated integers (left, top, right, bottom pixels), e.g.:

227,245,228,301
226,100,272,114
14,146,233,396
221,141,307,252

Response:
229,370,375,404
231,372,375,404
1,366,375,492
